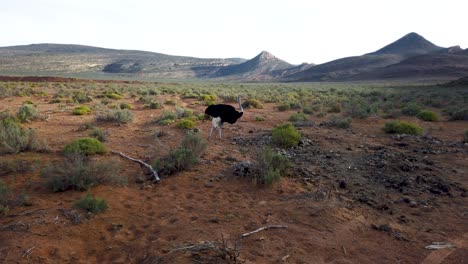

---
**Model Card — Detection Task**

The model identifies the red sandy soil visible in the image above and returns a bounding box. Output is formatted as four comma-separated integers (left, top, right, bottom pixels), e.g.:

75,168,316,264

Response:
0,83,467,264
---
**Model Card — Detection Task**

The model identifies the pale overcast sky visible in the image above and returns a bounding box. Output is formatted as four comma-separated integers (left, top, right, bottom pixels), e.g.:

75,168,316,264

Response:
1,0,467,64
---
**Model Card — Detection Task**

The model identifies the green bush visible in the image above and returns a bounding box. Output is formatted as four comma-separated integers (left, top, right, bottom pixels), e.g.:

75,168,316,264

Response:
89,127,106,142
96,109,133,124
447,108,468,121
154,133,207,176
255,147,290,186
17,104,38,122
42,154,124,192
0,118,47,154
146,100,162,109
176,107,193,118
325,115,352,129
177,118,195,129
288,112,308,122
72,91,92,103
255,116,265,122
74,192,108,214
103,92,123,100
401,103,423,116
242,98,264,109
119,102,133,110
417,110,439,121
0,179,10,206
383,121,423,136
272,124,301,148
158,111,177,125
464,130,468,143
73,105,91,115
164,99,176,105
277,103,291,112
63,138,106,155
302,106,314,114
200,94,217,105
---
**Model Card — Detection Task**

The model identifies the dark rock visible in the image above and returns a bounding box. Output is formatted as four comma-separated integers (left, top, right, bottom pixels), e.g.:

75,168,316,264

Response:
339,179,347,189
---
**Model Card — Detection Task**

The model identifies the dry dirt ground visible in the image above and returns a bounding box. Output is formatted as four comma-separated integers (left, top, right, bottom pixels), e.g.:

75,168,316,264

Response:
0,83,467,264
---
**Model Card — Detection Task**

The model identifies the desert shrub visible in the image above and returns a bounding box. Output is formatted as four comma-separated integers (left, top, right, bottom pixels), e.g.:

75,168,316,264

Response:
89,127,106,142
272,124,301,148
200,94,217,105
302,106,314,114
255,116,265,122
0,179,10,206
22,100,34,105
154,133,207,175
327,103,341,113
63,138,106,155
401,103,423,116
164,99,176,105
447,108,468,121
158,111,177,125
0,159,36,176
324,115,352,129
254,147,290,186
242,98,264,109
383,121,423,136
464,130,468,143
343,98,373,118
72,91,92,103
96,109,133,124
0,118,48,154
176,107,193,118
177,118,195,129
146,100,162,109
119,102,133,109
73,105,92,115
417,110,439,121
288,112,308,122
42,154,124,192
277,103,291,112
17,104,38,122
74,192,108,214
103,92,123,100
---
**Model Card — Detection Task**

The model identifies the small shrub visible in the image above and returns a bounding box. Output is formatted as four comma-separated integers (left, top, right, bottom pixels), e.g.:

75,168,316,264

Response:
146,100,162,109
200,94,217,105
327,103,341,113
463,130,468,143
302,106,314,114
0,118,48,154
154,133,207,176
17,104,38,122
177,118,195,129
272,124,301,148
74,192,108,214
119,102,133,110
324,115,352,129
447,108,468,121
242,98,264,109
255,116,265,122
176,107,193,118
72,91,92,103
22,100,34,105
42,154,124,192
63,138,106,155
417,110,439,121
277,103,291,112
73,105,92,115
383,121,423,136
89,127,106,142
401,103,423,116
96,109,133,124
0,179,10,206
255,147,290,186
288,112,308,122
164,99,176,105
158,111,177,125
103,92,124,100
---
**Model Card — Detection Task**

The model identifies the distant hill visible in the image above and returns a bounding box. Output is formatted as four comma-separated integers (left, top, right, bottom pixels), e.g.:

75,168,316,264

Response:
213,51,293,80
1,32,467,82
287,32,468,82
0,44,244,79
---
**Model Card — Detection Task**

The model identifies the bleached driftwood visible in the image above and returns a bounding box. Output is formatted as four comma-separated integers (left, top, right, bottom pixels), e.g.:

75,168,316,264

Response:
112,151,160,183
241,225,288,238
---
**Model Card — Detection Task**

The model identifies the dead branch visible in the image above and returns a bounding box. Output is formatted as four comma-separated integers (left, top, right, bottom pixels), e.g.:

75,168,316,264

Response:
111,151,160,183
22,247,35,258
241,225,288,238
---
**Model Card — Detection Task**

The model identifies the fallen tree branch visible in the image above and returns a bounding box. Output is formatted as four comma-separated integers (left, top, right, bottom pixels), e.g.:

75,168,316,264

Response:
111,151,160,183
241,225,288,238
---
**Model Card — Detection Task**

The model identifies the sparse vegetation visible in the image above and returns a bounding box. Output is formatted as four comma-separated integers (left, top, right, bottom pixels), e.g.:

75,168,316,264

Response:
288,112,308,122
17,103,38,122
96,108,133,124
254,147,290,186
42,153,124,192
158,111,177,125
119,102,133,109
89,127,106,142
0,118,48,154
154,133,207,175
383,121,423,135
324,114,352,129
74,192,108,214
272,123,301,148
63,138,106,155
177,118,196,129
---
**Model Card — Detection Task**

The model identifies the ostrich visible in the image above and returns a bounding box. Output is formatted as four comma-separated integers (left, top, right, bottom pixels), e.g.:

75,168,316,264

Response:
205,96,244,139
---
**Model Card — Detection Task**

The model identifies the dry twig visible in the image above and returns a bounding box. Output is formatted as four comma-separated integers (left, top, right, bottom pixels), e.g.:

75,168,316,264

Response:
241,225,288,238
111,151,160,182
